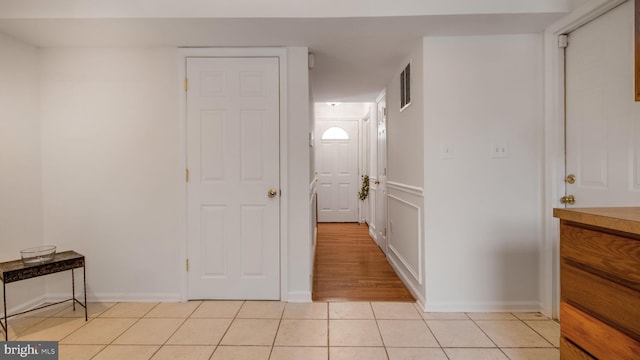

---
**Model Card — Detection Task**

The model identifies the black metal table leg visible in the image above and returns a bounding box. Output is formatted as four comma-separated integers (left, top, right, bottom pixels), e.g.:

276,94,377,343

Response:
83,263,87,321
72,268,76,311
3,281,7,341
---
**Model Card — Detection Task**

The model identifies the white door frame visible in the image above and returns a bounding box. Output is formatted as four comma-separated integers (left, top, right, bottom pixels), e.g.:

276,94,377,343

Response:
178,47,289,301
541,0,627,318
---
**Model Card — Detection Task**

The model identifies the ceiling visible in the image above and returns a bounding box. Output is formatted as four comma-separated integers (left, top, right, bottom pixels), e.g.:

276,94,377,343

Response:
0,13,569,102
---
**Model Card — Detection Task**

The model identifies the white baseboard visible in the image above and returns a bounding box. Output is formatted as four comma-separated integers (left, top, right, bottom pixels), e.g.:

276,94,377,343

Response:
286,291,312,303
420,300,541,313
1,295,46,318
46,292,182,303
386,252,425,306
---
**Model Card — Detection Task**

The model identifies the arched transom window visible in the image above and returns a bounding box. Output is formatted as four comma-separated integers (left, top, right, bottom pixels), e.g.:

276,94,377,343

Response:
321,126,349,140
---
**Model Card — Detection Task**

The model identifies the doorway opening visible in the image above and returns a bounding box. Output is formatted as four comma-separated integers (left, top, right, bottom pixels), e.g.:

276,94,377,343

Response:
312,101,412,301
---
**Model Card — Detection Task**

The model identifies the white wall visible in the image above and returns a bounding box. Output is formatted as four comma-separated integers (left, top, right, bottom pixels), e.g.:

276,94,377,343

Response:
0,33,45,311
39,48,183,300
422,34,543,311
385,41,426,304
285,47,312,301
36,46,311,302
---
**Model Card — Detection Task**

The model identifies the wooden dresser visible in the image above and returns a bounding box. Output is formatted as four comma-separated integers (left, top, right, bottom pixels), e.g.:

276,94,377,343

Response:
553,207,640,360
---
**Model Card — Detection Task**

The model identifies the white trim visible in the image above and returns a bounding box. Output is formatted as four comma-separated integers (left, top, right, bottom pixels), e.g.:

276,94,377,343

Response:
387,254,426,307
387,181,425,197
278,49,289,302
422,300,540,313
286,291,312,303
177,50,188,302
1,296,46,318
178,47,289,302
541,0,627,319
315,117,360,122
376,89,387,104
47,292,182,303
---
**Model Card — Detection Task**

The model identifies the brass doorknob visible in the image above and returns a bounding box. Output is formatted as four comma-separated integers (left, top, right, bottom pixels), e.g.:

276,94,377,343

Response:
374,180,380,185
565,174,576,184
267,189,278,198
560,195,575,205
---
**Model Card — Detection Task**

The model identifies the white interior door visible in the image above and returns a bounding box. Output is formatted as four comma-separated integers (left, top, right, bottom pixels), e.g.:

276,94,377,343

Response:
565,0,640,207
187,57,280,300
316,120,359,222
376,100,387,250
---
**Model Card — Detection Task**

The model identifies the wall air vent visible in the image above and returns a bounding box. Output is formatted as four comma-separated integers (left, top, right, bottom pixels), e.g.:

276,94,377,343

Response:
400,62,411,111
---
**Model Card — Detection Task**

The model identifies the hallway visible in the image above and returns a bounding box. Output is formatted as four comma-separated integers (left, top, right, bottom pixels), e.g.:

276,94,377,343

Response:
312,223,415,302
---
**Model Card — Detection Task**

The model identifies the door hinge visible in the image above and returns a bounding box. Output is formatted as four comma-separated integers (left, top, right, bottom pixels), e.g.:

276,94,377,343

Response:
558,35,568,48
383,107,388,117
383,228,387,236
185,168,189,182
184,78,188,91
186,258,189,272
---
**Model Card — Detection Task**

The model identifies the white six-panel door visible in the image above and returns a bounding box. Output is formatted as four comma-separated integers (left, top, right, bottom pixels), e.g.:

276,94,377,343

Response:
186,57,280,299
565,1,640,207
316,120,359,222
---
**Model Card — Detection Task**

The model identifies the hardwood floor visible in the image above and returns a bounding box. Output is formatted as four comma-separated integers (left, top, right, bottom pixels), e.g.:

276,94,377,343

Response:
312,222,415,302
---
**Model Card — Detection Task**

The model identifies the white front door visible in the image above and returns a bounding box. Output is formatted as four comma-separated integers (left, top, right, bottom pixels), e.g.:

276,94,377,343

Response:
565,0,640,207
186,57,280,300
316,120,359,222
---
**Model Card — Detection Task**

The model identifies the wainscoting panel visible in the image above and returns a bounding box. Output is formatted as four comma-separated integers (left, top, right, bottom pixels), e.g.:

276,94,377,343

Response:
387,194,422,285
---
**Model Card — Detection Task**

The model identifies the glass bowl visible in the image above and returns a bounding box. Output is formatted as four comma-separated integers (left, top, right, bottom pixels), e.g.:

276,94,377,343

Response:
20,245,56,265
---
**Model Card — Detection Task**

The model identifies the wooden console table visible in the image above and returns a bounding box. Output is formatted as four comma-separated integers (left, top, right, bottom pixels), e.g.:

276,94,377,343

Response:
0,250,87,340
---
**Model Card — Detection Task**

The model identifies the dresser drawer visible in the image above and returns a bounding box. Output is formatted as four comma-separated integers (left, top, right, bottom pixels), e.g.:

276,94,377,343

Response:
560,336,595,360
560,222,640,288
561,302,640,360
561,262,640,340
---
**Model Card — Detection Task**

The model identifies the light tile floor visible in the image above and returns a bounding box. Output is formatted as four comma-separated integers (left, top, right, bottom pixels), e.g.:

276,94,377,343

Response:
3,301,560,360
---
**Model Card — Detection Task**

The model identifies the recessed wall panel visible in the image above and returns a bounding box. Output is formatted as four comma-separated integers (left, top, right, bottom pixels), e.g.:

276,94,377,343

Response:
318,183,333,211
240,71,265,97
201,111,225,182
200,71,227,97
241,206,265,277
338,183,350,210
388,195,421,284
202,206,227,277
578,88,607,189
337,142,349,174
240,110,264,181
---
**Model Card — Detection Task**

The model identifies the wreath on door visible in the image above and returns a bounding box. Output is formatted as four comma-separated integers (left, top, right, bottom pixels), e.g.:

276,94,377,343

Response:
358,175,369,200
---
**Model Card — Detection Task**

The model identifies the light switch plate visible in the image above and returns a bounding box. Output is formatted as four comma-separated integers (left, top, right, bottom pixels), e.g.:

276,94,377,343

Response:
491,143,508,158
441,143,454,159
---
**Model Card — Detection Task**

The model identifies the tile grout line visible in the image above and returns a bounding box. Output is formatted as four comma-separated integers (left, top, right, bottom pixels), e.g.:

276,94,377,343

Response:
266,303,285,359
210,300,245,357
521,318,559,348
369,302,390,359
89,302,162,360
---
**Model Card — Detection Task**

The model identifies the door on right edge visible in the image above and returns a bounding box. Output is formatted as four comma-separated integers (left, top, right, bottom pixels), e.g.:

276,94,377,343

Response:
565,0,640,207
